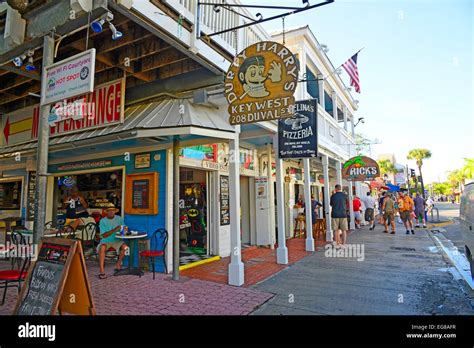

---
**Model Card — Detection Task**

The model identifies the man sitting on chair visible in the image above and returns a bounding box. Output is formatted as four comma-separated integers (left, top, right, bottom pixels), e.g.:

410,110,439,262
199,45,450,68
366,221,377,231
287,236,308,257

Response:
98,204,128,279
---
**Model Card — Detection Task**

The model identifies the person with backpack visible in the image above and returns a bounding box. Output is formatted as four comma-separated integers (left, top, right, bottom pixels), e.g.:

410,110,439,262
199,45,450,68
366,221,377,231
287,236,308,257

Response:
382,193,396,234
398,191,415,235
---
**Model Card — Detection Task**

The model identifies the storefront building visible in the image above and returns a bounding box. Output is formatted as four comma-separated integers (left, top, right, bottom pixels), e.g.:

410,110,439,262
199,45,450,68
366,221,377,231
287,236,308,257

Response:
0,1,361,285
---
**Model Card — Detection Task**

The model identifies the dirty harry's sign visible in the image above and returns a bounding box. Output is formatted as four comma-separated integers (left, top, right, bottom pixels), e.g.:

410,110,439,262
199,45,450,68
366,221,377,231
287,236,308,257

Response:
342,155,380,181
224,41,299,125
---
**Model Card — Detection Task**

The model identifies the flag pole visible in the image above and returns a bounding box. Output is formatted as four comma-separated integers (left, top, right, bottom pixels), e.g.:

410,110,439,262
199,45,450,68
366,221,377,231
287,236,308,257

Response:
323,47,365,81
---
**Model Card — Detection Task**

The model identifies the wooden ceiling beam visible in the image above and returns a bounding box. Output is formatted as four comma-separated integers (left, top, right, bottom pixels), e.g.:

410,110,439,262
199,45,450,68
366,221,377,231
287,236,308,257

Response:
140,49,188,73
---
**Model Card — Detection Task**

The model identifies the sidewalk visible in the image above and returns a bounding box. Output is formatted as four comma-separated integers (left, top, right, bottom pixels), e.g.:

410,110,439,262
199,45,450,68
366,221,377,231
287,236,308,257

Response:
251,223,474,315
0,259,273,315
181,237,328,286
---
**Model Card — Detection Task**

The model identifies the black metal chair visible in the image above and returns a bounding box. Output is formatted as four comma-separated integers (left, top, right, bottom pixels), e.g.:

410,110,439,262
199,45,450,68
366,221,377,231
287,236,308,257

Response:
0,231,31,305
138,229,168,280
56,224,76,239
81,222,98,259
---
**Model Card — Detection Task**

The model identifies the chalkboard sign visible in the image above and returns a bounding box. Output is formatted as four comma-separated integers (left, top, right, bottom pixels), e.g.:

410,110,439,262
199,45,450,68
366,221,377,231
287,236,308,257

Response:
16,261,64,315
220,175,230,225
26,171,37,221
132,179,149,209
14,238,95,315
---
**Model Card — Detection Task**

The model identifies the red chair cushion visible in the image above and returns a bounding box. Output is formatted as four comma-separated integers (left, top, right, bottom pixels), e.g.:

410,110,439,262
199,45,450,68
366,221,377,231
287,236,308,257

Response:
140,250,164,257
0,270,27,281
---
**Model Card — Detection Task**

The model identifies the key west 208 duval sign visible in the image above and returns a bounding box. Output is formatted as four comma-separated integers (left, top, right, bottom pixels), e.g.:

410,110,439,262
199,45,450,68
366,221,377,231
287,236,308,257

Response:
224,41,299,125
342,155,380,181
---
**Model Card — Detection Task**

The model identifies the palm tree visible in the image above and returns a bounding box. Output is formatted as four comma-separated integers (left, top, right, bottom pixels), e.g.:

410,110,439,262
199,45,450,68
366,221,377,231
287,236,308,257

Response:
462,158,474,179
448,169,467,194
377,159,397,183
407,148,432,198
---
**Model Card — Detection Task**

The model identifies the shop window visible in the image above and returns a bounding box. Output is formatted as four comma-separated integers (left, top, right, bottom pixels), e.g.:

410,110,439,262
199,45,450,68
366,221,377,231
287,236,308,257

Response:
55,170,123,221
324,91,333,114
337,107,344,122
306,67,319,101
240,149,254,170
0,180,22,210
180,144,217,161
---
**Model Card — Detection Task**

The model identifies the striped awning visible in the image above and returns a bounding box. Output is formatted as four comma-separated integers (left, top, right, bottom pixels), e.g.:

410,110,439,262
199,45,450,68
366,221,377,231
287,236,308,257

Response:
0,99,235,156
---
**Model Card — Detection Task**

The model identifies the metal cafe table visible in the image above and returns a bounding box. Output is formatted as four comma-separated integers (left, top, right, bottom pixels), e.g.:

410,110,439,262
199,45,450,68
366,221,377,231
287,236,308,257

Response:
114,232,147,276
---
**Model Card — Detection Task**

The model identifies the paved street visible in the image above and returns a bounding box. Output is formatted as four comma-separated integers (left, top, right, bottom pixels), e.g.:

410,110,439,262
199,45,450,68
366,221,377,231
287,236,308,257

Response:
251,204,474,315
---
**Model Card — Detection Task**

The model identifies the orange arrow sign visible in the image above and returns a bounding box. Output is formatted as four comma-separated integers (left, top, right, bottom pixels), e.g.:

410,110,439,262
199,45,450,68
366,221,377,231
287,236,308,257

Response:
3,116,33,144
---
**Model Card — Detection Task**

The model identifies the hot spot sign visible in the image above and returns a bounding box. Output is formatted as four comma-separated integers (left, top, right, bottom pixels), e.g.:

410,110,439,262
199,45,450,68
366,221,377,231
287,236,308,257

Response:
342,155,380,181
224,41,298,125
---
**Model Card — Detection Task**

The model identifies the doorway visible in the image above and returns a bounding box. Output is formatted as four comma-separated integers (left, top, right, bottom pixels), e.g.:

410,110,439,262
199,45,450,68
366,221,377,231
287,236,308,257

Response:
179,168,210,266
240,176,250,245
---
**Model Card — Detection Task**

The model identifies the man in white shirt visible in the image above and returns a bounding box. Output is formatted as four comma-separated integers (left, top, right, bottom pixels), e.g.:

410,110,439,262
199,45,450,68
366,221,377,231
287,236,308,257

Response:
361,192,377,230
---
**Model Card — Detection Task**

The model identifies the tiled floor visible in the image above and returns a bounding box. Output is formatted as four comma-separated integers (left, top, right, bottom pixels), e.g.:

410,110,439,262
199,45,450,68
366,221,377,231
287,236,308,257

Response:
0,259,273,315
181,237,329,286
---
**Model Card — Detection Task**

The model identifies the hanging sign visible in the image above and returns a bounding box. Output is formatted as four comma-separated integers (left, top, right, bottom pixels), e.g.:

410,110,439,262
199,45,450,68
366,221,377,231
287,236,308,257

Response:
224,41,298,125
25,171,37,222
41,48,96,105
14,238,95,315
278,99,318,159
220,175,230,225
342,155,380,181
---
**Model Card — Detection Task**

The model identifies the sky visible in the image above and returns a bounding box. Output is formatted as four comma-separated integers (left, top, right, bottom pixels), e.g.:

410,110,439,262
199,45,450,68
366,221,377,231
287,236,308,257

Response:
243,0,473,183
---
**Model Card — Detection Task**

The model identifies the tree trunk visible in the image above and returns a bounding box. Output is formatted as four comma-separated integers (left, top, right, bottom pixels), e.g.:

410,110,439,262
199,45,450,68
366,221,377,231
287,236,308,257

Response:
418,165,425,198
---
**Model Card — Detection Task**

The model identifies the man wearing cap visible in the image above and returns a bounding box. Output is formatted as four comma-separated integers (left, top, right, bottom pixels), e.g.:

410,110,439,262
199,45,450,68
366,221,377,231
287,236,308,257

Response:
98,204,128,279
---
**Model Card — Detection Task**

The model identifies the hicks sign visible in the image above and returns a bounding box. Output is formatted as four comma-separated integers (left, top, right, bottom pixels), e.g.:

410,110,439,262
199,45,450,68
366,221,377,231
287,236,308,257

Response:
342,156,380,181
224,41,298,125
1,79,124,147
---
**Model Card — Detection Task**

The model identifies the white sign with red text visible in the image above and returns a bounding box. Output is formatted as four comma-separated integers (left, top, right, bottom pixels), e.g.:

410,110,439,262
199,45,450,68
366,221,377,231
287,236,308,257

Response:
41,49,96,105
1,79,125,147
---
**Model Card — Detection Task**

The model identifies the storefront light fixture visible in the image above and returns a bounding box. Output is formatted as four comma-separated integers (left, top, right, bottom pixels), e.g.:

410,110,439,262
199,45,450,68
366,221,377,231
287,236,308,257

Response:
13,54,26,67
90,12,122,40
109,22,123,40
90,18,106,33
25,56,36,71
12,49,35,70
354,117,365,127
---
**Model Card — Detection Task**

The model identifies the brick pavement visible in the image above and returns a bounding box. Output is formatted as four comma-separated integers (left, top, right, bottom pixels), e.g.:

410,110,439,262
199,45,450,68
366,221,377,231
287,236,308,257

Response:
0,235,331,315
0,260,273,315
181,237,329,286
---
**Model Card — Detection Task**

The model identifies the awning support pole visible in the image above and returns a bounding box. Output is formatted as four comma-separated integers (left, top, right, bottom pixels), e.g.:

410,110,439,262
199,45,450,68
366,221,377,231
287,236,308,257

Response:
274,134,288,264
322,154,332,242
33,34,54,246
228,129,244,286
303,158,314,251
172,137,180,280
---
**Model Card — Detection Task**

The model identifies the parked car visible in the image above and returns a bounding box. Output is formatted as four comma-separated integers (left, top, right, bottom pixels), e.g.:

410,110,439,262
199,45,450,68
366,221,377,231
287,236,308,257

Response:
460,182,474,279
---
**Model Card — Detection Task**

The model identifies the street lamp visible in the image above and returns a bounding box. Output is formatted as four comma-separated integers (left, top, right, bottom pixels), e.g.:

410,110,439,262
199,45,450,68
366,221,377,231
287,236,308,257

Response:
354,117,365,127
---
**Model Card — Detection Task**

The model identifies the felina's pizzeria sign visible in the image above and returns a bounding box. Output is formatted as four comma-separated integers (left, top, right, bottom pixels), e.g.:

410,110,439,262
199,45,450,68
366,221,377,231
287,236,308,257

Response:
224,41,299,125
342,156,380,181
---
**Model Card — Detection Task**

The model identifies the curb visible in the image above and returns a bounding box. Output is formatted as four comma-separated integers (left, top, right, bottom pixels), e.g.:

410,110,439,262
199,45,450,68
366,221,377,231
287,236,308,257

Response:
427,231,474,291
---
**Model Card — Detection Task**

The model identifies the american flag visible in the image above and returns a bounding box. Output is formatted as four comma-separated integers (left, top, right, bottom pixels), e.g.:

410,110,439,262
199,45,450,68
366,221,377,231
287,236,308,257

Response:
342,53,360,93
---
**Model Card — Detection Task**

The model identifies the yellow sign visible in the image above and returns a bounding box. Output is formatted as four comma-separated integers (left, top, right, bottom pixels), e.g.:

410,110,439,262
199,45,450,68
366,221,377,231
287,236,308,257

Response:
224,41,299,125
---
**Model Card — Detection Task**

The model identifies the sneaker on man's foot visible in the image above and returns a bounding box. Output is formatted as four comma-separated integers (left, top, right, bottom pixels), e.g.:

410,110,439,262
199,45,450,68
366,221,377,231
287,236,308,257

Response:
411,230,415,235
422,225,427,228
406,230,410,235
415,225,420,228
390,231,395,234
